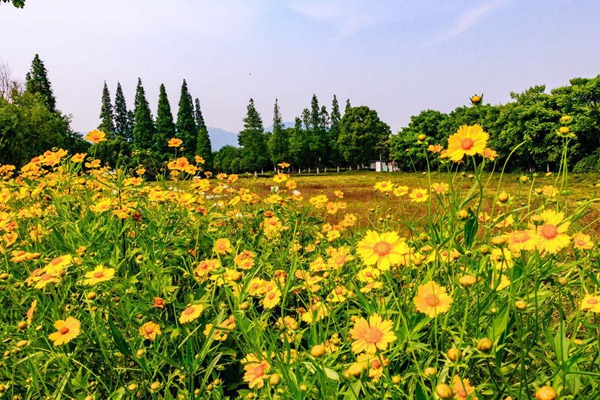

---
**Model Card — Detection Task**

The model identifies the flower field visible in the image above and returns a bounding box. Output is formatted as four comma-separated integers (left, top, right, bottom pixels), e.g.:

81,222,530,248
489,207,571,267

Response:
1,125,600,399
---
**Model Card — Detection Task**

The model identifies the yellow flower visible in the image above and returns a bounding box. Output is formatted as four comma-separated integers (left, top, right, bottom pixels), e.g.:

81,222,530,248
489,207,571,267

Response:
393,185,409,197
374,181,393,193
573,232,593,251
204,316,236,341
356,231,409,270
48,317,81,346
262,289,281,309
243,360,270,389
581,294,600,313
85,129,107,144
83,265,116,286
234,250,256,270
447,124,489,162
483,147,497,161
273,173,288,183
414,281,453,318
452,375,477,399
409,188,429,203
507,230,537,253
167,138,183,148
70,153,86,163
532,209,570,254
349,314,397,354
431,182,449,195
213,238,233,255
179,304,205,324
139,321,161,341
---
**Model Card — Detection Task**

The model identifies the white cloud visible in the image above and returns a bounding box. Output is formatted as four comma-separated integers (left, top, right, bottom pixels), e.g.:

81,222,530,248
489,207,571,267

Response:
424,0,511,46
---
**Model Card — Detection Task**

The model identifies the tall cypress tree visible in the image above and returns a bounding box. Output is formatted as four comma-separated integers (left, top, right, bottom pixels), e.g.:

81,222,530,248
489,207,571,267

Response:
176,79,197,159
132,78,155,150
268,98,289,166
155,83,175,155
25,54,56,112
114,82,131,141
98,82,115,138
309,94,327,168
329,95,343,166
289,116,309,169
238,98,268,172
345,99,352,114
194,98,213,167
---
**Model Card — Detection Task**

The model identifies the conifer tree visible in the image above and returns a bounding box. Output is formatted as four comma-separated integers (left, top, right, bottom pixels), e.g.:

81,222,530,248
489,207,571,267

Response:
114,82,131,141
329,95,343,166
345,99,352,114
25,54,56,112
238,98,268,172
309,94,327,168
155,83,175,155
98,82,115,138
132,78,155,150
194,98,213,167
176,79,197,159
289,117,310,169
268,98,289,166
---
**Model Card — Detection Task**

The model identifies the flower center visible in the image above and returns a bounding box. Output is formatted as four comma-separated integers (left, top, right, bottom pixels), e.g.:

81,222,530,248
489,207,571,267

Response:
373,241,392,256
461,138,474,150
93,271,105,278
425,294,439,307
540,224,558,239
416,192,423,198
145,326,155,334
184,306,196,315
41,273,53,281
254,364,266,378
268,292,276,300
513,232,530,243
60,327,69,334
364,327,384,344
588,298,599,305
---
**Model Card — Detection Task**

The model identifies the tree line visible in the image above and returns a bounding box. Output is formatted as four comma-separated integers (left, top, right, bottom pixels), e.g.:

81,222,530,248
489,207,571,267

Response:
1,54,599,174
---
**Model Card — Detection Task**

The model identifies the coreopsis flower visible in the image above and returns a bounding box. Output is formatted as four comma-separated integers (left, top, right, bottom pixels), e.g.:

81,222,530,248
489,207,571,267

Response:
354,353,390,382
356,231,409,270
374,181,394,193
349,314,397,354
393,185,409,197
356,266,381,283
428,144,444,153
85,129,107,144
532,209,570,254
193,259,221,282
46,255,73,271
167,138,183,148
83,265,115,286
234,250,256,270
179,304,205,324
26,299,38,324
273,173,288,183
414,281,453,318
326,246,353,269
581,294,600,313
507,230,537,253
431,182,449,195
446,125,489,162
327,286,350,303
167,157,190,171
452,375,477,399
139,321,161,341
213,238,233,255
48,317,81,346
483,147,498,161
10,250,41,262
573,232,594,250
470,94,482,105
262,289,281,309
204,316,236,341
300,301,329,324
243,360,270,389
409,188,429,203
70,153,86,163
151,297,166,309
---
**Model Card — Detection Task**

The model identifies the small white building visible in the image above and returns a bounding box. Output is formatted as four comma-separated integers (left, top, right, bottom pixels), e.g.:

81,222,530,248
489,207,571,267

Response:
369,160,396,172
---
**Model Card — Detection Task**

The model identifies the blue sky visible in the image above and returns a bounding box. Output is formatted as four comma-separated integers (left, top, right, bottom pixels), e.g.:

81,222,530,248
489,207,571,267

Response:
1,0,599,140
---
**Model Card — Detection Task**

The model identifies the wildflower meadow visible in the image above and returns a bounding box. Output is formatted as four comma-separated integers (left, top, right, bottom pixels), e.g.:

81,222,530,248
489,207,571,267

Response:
1,122,599,400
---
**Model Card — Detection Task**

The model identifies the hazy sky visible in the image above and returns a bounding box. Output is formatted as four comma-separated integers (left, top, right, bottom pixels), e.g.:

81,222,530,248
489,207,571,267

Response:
1,0,600,136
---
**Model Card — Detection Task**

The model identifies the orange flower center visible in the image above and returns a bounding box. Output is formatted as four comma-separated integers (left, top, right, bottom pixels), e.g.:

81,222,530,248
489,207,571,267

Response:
588,298,599,305
416,192,423,198
253,364,266,378
51,257,63,266
93,271,105,278
373,241,392,256
461,138,474,150
425,294,440,307
60,327,69,334
184,306,196,315
336,287,344,294
512,232,530,243
364,327,384,344
41,273,53,281
371,359,381,369
145,326,155,334
540,224,558,239
268,292,276,300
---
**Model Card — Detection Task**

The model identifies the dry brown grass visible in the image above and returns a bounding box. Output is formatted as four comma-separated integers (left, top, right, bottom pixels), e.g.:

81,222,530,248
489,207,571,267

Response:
240,170,600,237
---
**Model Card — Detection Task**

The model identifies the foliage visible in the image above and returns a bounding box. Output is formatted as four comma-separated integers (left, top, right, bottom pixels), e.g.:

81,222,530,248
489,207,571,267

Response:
113,82,133,142
25,54,56,113
194,99,213,169
176,79,197,160
155,83,176,157
338,106,391,166
238,98,269,172
267,99,289,167
1,0,25,7
132,78,156,152
98,82,115,138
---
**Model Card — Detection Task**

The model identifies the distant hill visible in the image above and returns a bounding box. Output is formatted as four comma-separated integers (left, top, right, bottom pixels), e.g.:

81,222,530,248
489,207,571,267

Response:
264,121,295,132
208,127,238,150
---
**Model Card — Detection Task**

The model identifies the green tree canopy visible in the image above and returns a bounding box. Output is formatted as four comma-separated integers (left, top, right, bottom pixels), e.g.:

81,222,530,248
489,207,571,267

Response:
155,83,175,155
176,79,197,159
338,106,391,167
25,54,56,112
98,82,115,138
267,98,289,166
238,98,269,172
132,78,156,151
194,98,213,168
114,82,132,142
